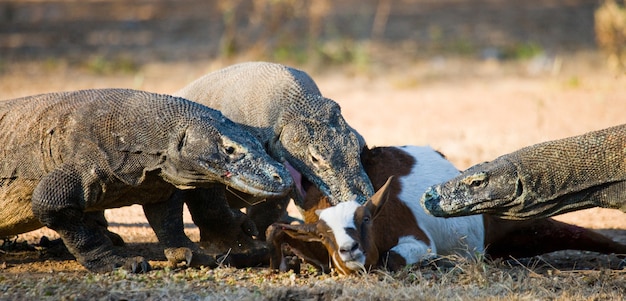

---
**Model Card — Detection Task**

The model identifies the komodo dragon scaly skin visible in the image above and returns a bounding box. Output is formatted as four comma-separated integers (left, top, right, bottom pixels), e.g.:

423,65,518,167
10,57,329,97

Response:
175,61,375,236
421,124,626,220
0,89,292,272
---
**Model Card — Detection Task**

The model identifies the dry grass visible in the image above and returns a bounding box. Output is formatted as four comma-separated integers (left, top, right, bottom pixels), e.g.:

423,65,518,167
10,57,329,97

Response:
1,55,626,300
2,1,626,297
2,254,625,300
596,0,626,69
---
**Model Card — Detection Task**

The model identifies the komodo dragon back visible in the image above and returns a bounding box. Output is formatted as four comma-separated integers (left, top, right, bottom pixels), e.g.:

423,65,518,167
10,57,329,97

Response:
422,124,626,220
175,61,374,205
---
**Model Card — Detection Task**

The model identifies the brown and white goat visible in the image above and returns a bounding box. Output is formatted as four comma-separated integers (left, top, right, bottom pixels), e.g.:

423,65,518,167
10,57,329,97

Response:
267,146,626,275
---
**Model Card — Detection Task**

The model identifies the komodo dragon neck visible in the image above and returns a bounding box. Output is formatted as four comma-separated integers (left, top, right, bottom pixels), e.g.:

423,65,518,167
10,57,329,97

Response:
512,124,626,214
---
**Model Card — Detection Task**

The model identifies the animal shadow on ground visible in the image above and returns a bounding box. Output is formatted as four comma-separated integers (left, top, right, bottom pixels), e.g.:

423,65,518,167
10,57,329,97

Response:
0,237,166,268
1,219,269,271
496,228,626,272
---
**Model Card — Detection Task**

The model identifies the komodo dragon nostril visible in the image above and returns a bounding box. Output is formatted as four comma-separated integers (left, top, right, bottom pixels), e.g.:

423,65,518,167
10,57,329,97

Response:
423,188,438,201
272,173,282,183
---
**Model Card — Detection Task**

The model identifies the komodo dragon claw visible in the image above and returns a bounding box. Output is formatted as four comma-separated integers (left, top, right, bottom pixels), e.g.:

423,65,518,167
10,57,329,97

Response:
83,255,151,273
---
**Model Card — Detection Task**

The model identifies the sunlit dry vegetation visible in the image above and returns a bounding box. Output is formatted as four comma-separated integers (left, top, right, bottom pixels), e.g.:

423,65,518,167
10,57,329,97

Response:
596,0,626,69
2,251,625,300
2,1,626,300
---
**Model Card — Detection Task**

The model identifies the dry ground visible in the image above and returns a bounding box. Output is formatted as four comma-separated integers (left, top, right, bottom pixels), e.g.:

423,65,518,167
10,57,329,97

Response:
4,1,626,299
1,52,626,300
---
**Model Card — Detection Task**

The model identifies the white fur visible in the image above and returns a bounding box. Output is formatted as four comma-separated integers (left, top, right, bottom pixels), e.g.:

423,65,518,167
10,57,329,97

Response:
390,236,435,265
319,201,366,265
398,146,484,257
317,146,485,271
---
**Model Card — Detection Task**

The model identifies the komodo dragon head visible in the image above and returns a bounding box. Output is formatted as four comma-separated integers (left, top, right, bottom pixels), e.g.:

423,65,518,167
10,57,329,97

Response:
420,157,531,219
162,118,292,197
420,156,608,220
422,124,626,220
102,93,293,198
160,115,293,198
275,96,374,205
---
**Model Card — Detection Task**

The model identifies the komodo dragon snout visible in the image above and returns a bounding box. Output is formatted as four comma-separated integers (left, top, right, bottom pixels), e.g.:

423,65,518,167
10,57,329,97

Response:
161,118,293,198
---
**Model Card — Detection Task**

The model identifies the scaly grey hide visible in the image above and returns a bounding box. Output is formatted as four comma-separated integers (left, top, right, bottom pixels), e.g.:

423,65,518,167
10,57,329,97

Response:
175,62,375,235
0,88,291,272
421,124,626,220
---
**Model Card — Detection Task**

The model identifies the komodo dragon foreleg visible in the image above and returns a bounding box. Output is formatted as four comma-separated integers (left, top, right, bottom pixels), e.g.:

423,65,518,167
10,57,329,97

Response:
185,186,271,267
142,190,217,268
85,211,125,246
32,167,150,273
36,211,125,258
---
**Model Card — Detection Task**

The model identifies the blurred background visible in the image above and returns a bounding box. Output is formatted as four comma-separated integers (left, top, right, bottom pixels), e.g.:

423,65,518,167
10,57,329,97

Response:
2,0,625,166
0,0,623,73
1,0,626,234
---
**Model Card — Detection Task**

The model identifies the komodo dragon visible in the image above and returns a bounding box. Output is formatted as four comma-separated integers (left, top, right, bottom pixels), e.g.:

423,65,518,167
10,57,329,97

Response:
421,124,626,220
174,61,375,239
0,88,292,272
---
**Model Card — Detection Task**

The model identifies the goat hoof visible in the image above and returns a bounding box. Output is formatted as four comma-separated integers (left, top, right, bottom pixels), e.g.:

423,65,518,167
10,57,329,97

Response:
279,255,301,274
165,247,218,268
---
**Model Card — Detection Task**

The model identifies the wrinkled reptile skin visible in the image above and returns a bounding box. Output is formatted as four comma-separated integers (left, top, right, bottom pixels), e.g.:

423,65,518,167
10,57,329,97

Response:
0,88,291,272
422,124,626,219
175,62,375,238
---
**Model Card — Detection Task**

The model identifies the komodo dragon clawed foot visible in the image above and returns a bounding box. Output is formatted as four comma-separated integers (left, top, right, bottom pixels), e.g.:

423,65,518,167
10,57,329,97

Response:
57,234,152,273
197,208,270,268
182,188,271,267
79,251,151,273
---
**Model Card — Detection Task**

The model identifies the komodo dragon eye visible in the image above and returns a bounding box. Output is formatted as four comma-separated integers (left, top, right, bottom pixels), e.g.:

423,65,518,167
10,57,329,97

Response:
225,146,236,155
307,145,329,169
220,137,244,161
462,172,488,188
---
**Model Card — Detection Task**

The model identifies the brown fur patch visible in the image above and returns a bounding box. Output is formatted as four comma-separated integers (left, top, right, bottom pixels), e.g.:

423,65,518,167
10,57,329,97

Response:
361,147,431,259
301,195,332,224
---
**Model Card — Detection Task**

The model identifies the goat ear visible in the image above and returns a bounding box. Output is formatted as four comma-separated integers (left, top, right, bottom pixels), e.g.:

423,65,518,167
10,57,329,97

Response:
279,223,322,243
365,176,394,217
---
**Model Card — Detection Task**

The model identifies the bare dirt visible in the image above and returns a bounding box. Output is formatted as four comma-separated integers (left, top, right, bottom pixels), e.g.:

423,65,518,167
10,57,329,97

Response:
2,54,626,300
1,1,626,300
